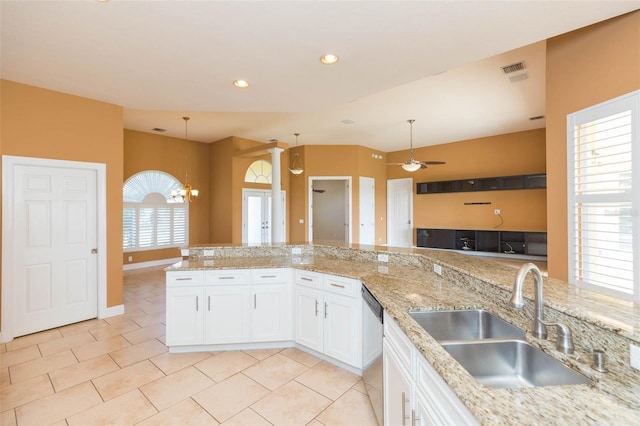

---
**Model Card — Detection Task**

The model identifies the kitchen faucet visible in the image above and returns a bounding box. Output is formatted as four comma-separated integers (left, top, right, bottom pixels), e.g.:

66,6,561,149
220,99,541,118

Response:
510,263,575,353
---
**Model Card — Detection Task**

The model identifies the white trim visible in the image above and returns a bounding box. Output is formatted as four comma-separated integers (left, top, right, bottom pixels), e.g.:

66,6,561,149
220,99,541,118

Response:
1,155,107,342
100,304,125,319
123,257,182,271
308,176,353,244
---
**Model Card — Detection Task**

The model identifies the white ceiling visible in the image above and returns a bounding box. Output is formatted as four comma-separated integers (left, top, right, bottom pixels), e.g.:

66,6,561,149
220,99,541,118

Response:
2,1,639,152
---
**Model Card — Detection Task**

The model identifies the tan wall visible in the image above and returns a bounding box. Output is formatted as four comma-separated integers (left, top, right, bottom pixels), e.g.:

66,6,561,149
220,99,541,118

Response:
387,129,547,242
546,11,640,280
123,129,210,264
0,80,124,316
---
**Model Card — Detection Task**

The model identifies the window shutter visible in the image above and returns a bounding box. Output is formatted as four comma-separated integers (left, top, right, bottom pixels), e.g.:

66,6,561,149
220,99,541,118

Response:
138,207,155,248
173,206,187,245
568,91,639,299
123,207,137,249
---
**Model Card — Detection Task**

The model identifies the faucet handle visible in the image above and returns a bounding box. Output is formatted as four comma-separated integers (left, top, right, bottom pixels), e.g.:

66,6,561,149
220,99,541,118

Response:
539,320,575,354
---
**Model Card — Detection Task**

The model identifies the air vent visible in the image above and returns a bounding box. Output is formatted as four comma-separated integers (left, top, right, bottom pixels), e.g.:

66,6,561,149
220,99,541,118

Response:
501,61,526,74
269,139,278,142
152,127,167,132
508,73,529,83
529,115,545,121
341,119,355,125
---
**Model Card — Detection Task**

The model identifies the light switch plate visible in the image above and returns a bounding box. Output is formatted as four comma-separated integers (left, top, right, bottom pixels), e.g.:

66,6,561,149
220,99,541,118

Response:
292,247,302,255
378,265,389,274
631,343,640,371
378,253,389,262
203,249,214,257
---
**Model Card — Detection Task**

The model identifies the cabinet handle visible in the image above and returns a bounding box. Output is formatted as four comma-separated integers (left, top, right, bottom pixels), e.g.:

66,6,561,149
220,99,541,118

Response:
301,277,313,281
411,409,420,426
196,296,199,312
324,302,328,319
401,392,409,426
330,283,345,289
219,276,235,280
208,295,211,311
254,294,257,309
261,275,277,279
176,277,192,281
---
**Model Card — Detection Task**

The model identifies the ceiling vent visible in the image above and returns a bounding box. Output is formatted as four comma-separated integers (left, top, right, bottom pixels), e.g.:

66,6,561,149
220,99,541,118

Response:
152,127,166,132
501,61,526,74
509,73,529,83
529,115,545,121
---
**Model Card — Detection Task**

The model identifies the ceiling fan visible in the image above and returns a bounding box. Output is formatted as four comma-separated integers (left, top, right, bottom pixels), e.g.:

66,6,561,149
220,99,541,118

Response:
387,119,446,172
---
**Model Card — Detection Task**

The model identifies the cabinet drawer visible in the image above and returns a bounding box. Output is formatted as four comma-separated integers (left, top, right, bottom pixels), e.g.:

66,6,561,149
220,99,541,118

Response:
205,269,250,284
383,312,413,373
251,268,288,284
294,269,323,289
323,274,359,297
166,270,205,286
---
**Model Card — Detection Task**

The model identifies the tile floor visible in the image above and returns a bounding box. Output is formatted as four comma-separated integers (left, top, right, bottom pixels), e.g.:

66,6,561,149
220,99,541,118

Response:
0,266,378,426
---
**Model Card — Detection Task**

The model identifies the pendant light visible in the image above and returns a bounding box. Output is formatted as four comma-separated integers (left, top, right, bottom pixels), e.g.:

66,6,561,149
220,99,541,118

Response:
289,132,304,175
401,119,421,172
171,116,199,202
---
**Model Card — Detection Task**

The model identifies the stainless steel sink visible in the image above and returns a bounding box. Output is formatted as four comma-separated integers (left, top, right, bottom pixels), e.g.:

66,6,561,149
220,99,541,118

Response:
442,340,592,388
408,309,526,342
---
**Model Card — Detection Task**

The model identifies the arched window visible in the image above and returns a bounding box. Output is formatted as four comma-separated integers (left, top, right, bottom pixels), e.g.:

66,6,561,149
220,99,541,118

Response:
244,160,272,184
123,171,188,251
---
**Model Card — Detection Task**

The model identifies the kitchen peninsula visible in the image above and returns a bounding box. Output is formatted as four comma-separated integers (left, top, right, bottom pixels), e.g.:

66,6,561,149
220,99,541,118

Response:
166,244,640,424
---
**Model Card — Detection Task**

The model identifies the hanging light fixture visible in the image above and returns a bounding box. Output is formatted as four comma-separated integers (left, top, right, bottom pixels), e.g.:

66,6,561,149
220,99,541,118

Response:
289,132,304,175
171,116,199,202
401,119,422,172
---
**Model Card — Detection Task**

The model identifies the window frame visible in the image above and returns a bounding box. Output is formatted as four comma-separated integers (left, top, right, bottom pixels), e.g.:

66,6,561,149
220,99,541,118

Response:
567,90,640,301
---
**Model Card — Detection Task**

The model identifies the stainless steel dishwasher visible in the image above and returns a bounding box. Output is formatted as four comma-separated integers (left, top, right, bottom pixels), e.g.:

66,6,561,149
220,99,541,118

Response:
362,285,384,426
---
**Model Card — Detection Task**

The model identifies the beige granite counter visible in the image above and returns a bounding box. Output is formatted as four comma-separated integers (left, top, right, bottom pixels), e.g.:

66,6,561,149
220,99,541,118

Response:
167,244,640,424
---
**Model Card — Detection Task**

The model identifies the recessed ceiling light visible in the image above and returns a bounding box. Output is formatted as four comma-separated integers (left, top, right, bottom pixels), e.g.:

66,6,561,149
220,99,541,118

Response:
233,80,249,88
320,54,339,65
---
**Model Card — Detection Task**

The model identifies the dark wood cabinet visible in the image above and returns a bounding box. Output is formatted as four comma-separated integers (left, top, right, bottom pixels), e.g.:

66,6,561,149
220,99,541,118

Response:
416,173,546,194
416,228,547,256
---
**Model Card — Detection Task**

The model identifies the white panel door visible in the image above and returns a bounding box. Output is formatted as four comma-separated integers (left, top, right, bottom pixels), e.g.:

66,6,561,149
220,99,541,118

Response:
12,164,98,337
359,176,376,245
387,178,413,248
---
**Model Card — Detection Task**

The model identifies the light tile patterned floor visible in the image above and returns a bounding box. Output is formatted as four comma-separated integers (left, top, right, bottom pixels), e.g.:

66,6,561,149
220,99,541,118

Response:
0,266,378,426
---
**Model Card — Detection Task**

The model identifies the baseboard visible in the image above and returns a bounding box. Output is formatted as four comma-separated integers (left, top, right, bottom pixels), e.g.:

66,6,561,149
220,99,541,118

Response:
99,304,125,319
123,257,182,271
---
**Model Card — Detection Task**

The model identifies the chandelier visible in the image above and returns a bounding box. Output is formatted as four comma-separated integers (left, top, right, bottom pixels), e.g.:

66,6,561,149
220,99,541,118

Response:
171,116,199,202
289,132,304,175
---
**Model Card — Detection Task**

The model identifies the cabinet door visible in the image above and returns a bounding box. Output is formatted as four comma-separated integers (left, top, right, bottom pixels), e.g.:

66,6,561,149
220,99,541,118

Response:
294,286,323,352
252,285,289,342
323,293,360,367
384,343,413,426
166,287,203,346
413,389,442,426
204,286,251,344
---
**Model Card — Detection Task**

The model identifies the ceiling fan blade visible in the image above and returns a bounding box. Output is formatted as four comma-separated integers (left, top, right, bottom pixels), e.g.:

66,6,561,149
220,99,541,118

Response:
420,161,446,165
385,162,406,166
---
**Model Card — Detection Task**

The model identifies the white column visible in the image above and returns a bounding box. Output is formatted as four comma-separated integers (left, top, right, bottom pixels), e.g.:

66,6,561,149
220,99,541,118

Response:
268,147,285,243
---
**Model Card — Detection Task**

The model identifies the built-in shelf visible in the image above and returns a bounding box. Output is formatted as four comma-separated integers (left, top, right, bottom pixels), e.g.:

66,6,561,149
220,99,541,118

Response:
416,228,547,256
416,173,546,194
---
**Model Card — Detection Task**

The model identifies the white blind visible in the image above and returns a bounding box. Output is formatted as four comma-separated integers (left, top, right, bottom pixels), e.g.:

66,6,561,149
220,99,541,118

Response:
173,207,188,245
123,207,137,250
138,207,155,248
568,91,639,300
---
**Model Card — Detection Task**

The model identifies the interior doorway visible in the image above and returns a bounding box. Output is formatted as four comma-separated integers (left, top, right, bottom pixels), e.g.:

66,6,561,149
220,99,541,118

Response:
359,176,376,245
387,178,413,248
242,189,286,245
309,177,352,244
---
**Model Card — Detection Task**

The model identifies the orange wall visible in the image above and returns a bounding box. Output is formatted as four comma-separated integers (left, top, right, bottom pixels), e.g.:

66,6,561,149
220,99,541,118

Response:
1,80,124,312
123,129,211,264
387,129,547,242
546,11,640,280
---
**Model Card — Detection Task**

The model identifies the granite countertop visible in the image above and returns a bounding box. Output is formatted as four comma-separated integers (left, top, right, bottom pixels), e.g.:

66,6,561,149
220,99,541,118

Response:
167,245,640,424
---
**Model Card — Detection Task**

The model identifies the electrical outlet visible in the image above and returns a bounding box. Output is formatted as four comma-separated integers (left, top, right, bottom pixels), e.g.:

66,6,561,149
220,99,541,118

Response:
203,249,214,257
298,218,304,224
494,209,501,215
433,264,442,276
128,256,133,262
631,343,640,371
378,265,389,274
292,247,302,255
378,253,389,262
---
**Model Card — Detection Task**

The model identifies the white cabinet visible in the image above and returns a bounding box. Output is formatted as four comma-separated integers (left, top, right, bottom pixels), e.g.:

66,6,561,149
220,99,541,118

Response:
205,286,251,344
166,268,289,347
383,313,477,426
294,270,361,368
166,286,204,346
